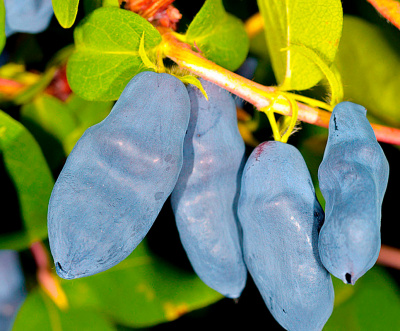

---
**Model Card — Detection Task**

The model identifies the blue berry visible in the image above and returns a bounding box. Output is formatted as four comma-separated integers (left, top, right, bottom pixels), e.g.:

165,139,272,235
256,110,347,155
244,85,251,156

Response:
4,0,53,36
48,72,190,279
171,79,247,298
318,101,390,284
238,141,334,331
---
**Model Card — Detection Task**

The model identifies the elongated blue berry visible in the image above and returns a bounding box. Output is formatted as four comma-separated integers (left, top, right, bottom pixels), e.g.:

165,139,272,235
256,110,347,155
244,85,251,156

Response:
318,101,389,284
48,72,190,279
171,79,247,298
4,0,53,36
238,141,334,331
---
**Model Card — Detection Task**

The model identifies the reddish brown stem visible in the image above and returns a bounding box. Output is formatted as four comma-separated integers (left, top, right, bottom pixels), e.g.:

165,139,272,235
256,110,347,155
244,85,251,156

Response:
30,241,69,309
30,241,50,270
377,244,400,270
366,0,400,30
162,32,400,145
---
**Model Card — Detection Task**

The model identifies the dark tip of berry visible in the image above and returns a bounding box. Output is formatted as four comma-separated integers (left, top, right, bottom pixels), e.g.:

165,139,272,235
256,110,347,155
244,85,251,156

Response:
345,273,352,284
56,262,63,271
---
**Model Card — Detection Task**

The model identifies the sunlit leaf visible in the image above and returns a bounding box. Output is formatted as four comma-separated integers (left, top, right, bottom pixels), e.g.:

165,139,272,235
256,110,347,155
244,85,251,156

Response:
67,7,162,101
257,0,343,90
186,0,249,71
52,0,80,29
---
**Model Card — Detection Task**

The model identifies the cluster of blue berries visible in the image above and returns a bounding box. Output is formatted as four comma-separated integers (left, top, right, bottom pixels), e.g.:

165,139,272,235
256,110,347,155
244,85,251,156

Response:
48,72,389,330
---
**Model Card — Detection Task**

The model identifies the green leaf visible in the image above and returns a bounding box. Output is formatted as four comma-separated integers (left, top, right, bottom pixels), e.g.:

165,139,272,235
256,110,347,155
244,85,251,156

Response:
20,95,79,169
52,0,80,29
185,0,249,71
67,7,162,101
62,241,223,327
288,44,343,106
179,75,208,100
0,0,5,53
335,16,400,127
13,289,116,331
20,94,113,169
325,266,400,330
63,95,113,153
0,111,53,250
138,32,158,71
83,0,119,15
257,0,343,91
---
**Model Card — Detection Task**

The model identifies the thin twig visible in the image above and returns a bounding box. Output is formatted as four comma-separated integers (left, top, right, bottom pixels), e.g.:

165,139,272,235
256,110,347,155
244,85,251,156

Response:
366,0,400,30
30,241,69,310
162,32,400,145
377,244,400,270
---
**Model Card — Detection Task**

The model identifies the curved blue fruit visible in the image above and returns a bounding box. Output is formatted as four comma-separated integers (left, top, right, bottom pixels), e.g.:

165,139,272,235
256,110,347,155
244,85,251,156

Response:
48,72,190,279
238,141,334,331
318,101,389,284
4,0,53,36
171,79,247,298
0,251,26,331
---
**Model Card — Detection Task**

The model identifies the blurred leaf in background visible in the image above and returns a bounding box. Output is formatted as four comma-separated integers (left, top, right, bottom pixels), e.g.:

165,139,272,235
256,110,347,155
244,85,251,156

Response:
336,15,400,128
14,289,117,331
0,111,53,250
20,94,112,170
326,266,400,330
14,241,222,330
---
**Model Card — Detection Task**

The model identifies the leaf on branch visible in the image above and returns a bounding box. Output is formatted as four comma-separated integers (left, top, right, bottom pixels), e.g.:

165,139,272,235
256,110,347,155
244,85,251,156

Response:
0,110,53,250
257,0,343,91
185,0,249,72
67,7,162,101
52,0,80,29
288,44,343,106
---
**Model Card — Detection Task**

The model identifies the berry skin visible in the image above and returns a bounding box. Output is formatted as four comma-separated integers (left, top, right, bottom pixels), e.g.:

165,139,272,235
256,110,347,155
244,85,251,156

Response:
4,0,54,36
171,79,247,298
238,141,334,331
318,101,390,284
48,72,190,279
